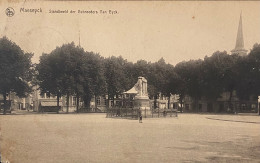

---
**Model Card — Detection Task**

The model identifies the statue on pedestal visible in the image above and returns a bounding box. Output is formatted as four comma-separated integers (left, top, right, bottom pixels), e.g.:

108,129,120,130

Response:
124,77,151,115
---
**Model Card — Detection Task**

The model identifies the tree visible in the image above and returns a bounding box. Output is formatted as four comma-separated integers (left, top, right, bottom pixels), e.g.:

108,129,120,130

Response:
37,53,63,110
236,44,260,114
175,59,203,112
201,51,237,101
104,56,128,106
245,44,260,96
235,56,253,101
81,52,107,108
37,42,107,112
0,37,33,114
165,68,180,109
37,43,86,113
67,45,86,112
248,43,260,115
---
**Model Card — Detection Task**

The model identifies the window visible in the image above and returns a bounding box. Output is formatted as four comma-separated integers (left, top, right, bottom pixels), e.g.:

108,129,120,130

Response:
40,94,45,98
219,103,224,112
251,104,256,109
185,104,189,110
161,103,166,109
72,97,76,106
96,97,101,106
129,102,133,107
199,104,202,112
116,101,121,106
185,96,190,101
207,103,213,112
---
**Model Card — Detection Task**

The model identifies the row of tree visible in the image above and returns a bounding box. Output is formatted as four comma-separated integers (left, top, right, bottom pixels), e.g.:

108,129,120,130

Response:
34,42,260,112
1,36,260,114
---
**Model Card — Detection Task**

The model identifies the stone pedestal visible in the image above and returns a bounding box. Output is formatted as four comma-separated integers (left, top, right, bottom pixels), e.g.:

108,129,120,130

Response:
134,96,151,116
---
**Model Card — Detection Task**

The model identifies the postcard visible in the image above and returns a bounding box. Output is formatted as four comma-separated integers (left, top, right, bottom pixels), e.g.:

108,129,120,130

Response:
0,1,260,163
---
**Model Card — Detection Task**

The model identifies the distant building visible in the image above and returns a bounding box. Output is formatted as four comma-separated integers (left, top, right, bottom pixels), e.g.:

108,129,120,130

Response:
183,92,257,113
93,95,107,112
31,85,83,112
0,92,32,111
151,94,179,110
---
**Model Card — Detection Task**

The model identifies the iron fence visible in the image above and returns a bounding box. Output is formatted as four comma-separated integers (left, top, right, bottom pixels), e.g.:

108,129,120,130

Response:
106,107,178,119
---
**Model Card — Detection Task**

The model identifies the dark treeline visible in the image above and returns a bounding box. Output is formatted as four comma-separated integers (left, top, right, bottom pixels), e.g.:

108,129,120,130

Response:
1,36,260,113
36,42,260,111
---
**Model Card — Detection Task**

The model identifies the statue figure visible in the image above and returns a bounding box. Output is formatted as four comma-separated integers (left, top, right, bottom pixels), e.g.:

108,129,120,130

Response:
124,76,149,99
134,77,148,97
142,77,147,96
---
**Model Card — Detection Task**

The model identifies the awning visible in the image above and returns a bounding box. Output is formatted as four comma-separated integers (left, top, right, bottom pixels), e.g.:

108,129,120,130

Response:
124,87,138,94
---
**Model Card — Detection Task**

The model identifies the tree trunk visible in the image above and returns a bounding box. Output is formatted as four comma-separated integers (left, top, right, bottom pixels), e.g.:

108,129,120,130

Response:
194,98,199,112
57,93,60,106
259,103,260,115
84,96,91,108
168,96,171,109
112,96,115,107
180,98,183,113
154,95,157,109
76,94,79,113
106,94,109,108
57,93,60,113
3,92,7,115
66,93,69,113
229,90,234,112
94,95,97,109
229,90,233,102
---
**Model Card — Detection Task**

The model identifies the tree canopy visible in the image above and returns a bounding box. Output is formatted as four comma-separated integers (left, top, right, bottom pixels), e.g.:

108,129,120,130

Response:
37,43,107,111
0,37,33,114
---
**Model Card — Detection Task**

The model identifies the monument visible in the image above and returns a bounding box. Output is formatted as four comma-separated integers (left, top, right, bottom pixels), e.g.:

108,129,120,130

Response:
124,77,151,116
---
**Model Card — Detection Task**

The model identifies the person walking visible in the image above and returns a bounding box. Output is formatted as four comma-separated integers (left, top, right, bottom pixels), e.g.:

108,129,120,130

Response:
139,114,142,123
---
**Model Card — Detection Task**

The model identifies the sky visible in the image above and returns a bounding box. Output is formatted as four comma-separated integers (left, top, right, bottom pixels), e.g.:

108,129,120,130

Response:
0,0,260,65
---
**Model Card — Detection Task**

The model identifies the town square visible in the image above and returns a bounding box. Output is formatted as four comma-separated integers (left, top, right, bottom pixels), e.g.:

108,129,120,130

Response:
0,113,260,163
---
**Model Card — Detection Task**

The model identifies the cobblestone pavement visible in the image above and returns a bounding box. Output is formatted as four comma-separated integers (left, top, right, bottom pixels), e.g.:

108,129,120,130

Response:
0,113,259,163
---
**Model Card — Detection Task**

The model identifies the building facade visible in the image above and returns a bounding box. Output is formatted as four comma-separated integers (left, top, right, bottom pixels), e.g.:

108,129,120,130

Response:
183,91,258,113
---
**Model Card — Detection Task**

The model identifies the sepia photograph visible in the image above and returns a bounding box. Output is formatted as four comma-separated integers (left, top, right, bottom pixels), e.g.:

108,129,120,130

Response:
0,0,260,162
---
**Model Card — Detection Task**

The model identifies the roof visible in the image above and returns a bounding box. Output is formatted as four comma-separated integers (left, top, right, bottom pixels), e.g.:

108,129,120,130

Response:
40,101,62,107
124,86,138,94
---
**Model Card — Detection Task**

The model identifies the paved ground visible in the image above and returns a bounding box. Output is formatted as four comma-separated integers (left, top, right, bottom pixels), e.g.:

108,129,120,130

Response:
0,113,259,163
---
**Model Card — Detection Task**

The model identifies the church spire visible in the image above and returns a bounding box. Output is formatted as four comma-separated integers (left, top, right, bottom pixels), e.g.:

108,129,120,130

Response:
231,13,248,56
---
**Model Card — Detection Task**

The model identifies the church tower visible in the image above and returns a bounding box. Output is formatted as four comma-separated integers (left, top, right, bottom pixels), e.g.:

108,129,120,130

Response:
231,13,248,56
